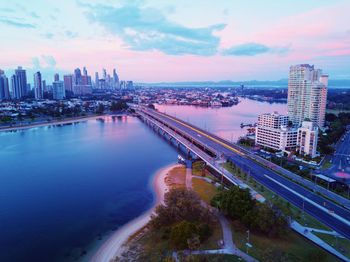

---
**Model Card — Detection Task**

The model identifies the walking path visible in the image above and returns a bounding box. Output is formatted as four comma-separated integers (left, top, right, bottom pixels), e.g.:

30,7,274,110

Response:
291,221,350,262
304,227,345,237
185,168,192,189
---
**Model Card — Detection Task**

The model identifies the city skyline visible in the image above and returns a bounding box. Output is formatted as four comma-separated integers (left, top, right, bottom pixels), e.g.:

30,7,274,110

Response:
0,0,350,82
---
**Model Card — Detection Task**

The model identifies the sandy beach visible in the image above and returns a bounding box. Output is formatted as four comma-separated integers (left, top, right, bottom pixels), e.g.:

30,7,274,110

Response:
0,115,101,132
88,163,181,262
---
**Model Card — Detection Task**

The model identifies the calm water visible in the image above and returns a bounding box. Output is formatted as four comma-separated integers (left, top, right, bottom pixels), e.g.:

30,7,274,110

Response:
156,98,287,141
0,116,177,262
0,99,286,262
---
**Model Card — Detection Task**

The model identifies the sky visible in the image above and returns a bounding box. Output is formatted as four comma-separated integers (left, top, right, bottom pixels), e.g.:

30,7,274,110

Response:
0,0,349,83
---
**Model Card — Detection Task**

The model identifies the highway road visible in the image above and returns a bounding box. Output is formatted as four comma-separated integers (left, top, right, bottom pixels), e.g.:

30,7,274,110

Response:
140,108,350,240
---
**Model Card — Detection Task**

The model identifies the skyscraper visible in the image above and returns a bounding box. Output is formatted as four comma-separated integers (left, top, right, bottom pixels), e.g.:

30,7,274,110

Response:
34,71,43,99
13,66,27,99
11,74,20,99
52,81,65,100
54,73,60,82
287,64,328,127
63,75,73,93
95,72,99,89
74,68,82,85
113,68,119,89
83,66,88,76
0,70,10,100
102,68,107,80
42,80,47,93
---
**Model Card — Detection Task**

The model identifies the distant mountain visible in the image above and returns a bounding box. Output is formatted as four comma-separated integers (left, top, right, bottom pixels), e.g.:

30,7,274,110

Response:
139,79,350,88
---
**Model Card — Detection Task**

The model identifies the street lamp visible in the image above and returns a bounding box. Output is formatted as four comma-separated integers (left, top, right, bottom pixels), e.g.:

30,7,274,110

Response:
246,230,252,254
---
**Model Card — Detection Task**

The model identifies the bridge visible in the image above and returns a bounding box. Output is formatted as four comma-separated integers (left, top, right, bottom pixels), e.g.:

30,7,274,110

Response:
136,107,350,241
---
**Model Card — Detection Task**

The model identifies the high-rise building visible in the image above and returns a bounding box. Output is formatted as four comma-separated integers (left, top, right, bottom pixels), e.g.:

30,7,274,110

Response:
74,68,82,85
42,80,47,93
113,68,119,89
95,72,99,89
126,81,134,89
52,81,65,100
0,70,10,100
12,66,27,99
11,74,20,99
34,71,43,99
120,80,126,89
102,68,107,80
63,75,73,93
54,73,60,82
72,67,92,95
287,64,328,127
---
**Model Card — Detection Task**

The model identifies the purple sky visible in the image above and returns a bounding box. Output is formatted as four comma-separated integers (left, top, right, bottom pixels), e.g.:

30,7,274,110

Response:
0,0,349,82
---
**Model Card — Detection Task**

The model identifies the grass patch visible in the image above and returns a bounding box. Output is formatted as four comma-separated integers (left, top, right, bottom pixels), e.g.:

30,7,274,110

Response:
199,218,222,250
321,161,333,170
222,162,330,231
192,161,206,177
138,219,222,261
192,177,218,204
314,232,350,256
231,220,339,262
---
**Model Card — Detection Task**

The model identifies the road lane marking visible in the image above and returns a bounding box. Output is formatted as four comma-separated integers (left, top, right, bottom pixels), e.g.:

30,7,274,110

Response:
263,174,350,227
149,110,244,156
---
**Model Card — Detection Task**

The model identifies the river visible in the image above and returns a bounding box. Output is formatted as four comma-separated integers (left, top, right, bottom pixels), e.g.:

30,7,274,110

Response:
0,98,286,261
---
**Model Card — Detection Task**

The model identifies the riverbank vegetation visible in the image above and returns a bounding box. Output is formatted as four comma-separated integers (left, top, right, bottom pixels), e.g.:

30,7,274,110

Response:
118,188,221,261
150,188,215,250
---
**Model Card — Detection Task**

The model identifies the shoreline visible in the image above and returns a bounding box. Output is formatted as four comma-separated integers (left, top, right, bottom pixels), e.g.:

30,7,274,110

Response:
87,163,181,262
0,115,102,132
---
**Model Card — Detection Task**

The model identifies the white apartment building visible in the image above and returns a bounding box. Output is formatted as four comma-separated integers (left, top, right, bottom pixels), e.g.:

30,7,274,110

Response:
297,121,319,158
257,112,289,129
288,64,328,128
255,112,298,152
255,112,318,157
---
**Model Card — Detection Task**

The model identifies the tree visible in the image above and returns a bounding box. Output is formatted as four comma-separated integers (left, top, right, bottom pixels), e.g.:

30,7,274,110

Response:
170,220,198,249
187,235,201,250
148,103,156,110
110,101,128,112
150,188,213,228
197,223,212,241
96,103,105,114
211,186,288,236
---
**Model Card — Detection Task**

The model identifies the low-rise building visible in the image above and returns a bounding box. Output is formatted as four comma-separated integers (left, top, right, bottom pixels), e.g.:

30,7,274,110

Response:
297,121,318,158
255,112,297,152
255,112,318,158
